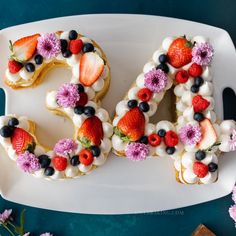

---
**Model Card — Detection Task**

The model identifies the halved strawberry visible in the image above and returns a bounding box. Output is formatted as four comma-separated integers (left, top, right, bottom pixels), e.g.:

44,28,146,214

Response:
79,52,104,86
10,34,40,62
11,128,35,155
167,37,193,68
197,118,217,150
78,116,104,147
116,107,145,142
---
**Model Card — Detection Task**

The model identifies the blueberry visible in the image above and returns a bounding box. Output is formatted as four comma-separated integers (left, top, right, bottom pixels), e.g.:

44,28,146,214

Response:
156,63,169,73
60,39,68,53
69,30,78,40
158,54,168,64
191,85,199,93
0,126,14,138
90,146,101,157
195,150,206,161
70,155,80,166
8,117,19,127
38,155,51,168
44,167,55,176
34,54,43,65
127,99,138,109
77,84,84,93
194,112,204,122
157,129,166,137
208,162,218,172
62,50,72,58
82,43,94,53
139,102,150,112
74,106,84,115
25,63,35,72
84,106,95,117
139,136,149,144
166,146,175,155
194,76,204,87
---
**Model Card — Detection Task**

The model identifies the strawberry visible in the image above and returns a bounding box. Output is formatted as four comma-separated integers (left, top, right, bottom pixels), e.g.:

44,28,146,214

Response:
148,133,161,146
197,118,217,150
116,107,145,142
193,161,209,178
164,131,179,147
167,37,193,68
69,39,83,54
10,34,40,62
11,128,35,155
188,63,203,77
79,52,104,86
52,156,67,171
79,149,94,166
76,92,88,107
8,60,23,74
78,116,104,147
175,70,189,84
192,95,210,112
137,88,153,102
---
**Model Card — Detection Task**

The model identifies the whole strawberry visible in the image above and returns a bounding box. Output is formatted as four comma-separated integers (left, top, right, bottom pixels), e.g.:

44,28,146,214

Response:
167,36,193,68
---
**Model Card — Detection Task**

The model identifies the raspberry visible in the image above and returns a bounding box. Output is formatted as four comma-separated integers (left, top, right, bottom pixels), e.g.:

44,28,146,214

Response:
69,39,83,54
8,60,23,74
52,156,67,171
137,88,153,102
192,95,210,112
175,70,189,83
148,133,161,146
164,130,179,147
188,63,203,77
193,161,209,178
76,92,88,107
79,149,94,166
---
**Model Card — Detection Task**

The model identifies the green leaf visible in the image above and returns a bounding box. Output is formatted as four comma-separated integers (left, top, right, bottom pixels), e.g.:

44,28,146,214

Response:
78,137,92,148
113,127,131,142
9,40,13,51
185,41,193,48
14,209,26,236
205,142,221,152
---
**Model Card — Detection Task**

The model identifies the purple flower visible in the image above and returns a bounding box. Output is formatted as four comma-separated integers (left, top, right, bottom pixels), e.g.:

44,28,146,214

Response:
17,151,40,173
229,129,236,151
40,233,53,236
229,205,236,224
56,83,80,108
192,42,214,66
0,209,12,223
179,124,202,145
144,69,168,93
125,142,149,161
54,139,78,156
37,33,61,59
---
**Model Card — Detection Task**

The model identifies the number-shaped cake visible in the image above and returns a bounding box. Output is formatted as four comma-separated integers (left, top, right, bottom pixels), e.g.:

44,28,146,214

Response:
112,35,236,184
0,30,112,179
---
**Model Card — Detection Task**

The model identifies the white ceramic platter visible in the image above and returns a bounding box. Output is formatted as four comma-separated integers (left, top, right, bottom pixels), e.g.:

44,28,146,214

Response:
0,14,235,214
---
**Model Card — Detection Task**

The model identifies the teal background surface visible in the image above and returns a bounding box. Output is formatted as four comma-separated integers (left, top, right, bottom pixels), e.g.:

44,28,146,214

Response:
0,0,236,235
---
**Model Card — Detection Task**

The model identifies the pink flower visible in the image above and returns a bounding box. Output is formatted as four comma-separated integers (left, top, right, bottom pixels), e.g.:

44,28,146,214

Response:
17,151,40,173
56,83,80,108
144,69,168,93
229,129,236,151
54,139,78,156
179,124,202,146
0,209,12,223
192,42,214,66
229,205,236,223
37,33,61,59
125,142,149,161
23,233,30,236
40,233,53,236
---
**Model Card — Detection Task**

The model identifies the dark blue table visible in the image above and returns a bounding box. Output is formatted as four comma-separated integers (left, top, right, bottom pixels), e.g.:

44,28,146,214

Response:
0,1,236,235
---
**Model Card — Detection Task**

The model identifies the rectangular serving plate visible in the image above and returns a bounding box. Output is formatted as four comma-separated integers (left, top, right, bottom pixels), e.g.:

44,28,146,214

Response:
0,14,235,214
